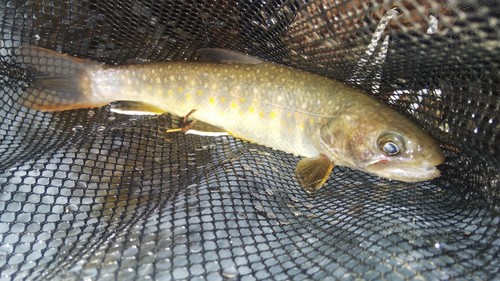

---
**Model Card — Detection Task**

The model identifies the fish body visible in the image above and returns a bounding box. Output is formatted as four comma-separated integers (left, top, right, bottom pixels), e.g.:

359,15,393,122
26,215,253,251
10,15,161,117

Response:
18,47,445,192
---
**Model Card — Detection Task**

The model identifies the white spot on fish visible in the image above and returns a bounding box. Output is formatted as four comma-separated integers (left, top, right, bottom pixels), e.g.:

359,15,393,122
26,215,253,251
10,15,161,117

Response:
277,96,283,102
169,75,175,82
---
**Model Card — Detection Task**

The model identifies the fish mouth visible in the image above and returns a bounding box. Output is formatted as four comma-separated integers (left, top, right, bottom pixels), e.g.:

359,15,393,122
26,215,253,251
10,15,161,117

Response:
365,161,442,182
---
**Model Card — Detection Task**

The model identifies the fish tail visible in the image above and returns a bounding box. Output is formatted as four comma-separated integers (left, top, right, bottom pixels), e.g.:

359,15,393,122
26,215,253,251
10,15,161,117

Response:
17,46,107,111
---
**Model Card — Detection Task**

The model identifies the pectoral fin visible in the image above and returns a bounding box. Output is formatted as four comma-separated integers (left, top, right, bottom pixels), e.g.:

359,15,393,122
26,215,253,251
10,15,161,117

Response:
295,155,334,193
110,101,167,115
166,109,228,136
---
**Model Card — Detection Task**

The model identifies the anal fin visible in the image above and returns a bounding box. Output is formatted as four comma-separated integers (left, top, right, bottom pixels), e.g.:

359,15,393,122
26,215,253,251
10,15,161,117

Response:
295,155,334,193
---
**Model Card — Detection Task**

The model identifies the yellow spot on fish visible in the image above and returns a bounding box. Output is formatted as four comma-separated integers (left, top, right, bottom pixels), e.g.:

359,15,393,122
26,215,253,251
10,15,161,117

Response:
209,97,216,105
299,123,305,130
167,89,174,96
270,111,277,119
248,106,255,114
230,101,237,109
259,111,264,118
220,96,226,103
197,89,203,96
186,93,192,101
239,97,246,104
177,87,184,93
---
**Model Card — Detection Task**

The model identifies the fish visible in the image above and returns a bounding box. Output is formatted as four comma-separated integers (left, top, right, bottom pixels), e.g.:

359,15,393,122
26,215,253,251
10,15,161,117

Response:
16,46,445,193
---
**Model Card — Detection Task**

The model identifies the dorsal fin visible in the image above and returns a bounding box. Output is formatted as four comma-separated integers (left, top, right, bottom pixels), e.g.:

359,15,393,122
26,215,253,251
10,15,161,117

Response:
197,48,263,64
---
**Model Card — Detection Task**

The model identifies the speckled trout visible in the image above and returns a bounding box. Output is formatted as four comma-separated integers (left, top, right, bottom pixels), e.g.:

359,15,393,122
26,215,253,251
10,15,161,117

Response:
18,47,444,193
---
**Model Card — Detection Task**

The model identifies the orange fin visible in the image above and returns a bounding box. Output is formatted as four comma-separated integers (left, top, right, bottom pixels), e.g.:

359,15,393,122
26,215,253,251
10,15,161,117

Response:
16,46,107,111
295,155,334,193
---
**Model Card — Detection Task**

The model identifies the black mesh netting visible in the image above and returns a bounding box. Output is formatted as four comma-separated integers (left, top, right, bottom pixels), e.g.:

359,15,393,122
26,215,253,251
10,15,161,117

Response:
0,0,499,280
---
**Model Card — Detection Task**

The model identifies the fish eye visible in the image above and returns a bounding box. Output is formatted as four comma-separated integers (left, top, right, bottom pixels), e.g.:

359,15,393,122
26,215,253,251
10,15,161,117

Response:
378,133,405,156
382,141,400,155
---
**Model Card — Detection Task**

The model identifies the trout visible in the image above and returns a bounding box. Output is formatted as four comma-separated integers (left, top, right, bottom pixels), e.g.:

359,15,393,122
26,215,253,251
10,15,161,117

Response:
17,47,444,193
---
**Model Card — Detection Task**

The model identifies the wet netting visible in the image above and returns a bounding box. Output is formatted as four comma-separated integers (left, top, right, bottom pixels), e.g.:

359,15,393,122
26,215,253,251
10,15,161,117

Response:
0,0,499,280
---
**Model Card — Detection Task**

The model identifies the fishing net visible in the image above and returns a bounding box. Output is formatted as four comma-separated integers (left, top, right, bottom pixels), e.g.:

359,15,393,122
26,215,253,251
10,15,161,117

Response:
0,0,499,280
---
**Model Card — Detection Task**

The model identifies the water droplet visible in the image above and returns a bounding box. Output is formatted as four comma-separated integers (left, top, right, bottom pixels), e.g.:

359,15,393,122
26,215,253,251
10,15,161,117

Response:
304,202,314,209
33,164,44,170
135,166,144,171
96,125,106,132
266,17,278,27
65,204,78,213
434,242,440,249
72,125,83,132
222,267,239,279
254,203,264,212
108,116,116,121
266,212,277,219
473,127,479,134
279,219,290,225
87,110,95,117
265,188,274,196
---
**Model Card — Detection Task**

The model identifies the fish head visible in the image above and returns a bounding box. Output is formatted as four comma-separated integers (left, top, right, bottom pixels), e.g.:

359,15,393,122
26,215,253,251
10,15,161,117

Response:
319,105,445,182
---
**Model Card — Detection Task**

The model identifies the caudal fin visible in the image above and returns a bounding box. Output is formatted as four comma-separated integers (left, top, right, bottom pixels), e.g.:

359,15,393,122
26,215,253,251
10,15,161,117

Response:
16,46,107,111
